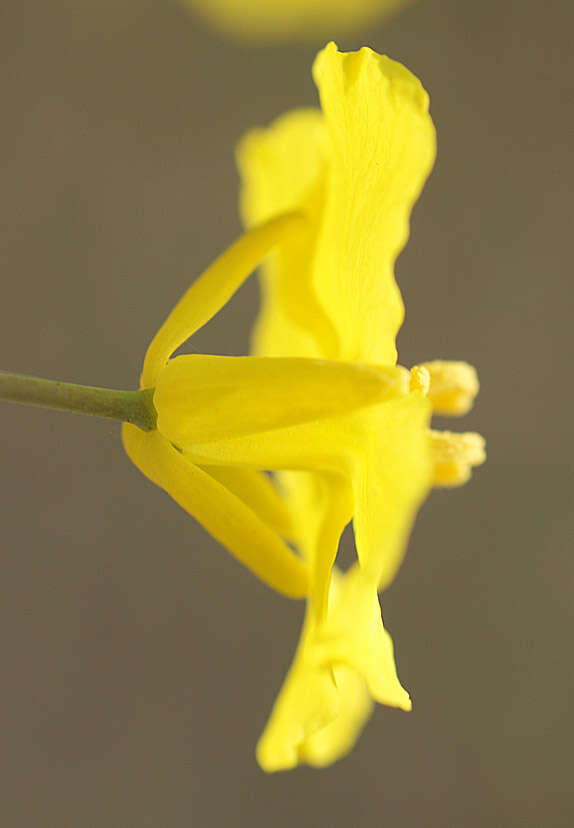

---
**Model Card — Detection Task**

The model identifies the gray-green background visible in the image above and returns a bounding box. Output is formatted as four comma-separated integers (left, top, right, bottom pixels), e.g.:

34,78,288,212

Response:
1,0,572,825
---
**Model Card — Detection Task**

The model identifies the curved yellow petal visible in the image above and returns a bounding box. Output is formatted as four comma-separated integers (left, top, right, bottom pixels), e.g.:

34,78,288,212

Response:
257,569,342,772
154,354,410,446
199,465,294,539
352,395,432,590
257,653,339,773
239,44,436,367
257,566,410,772
257,657,373,772
140,212,305,389
299,666,373,768
122,424,309,599
274,470,337,567
307,475,353,622
181,0,412,41
313,565,411,710
238,109,337,360
311,43,436,365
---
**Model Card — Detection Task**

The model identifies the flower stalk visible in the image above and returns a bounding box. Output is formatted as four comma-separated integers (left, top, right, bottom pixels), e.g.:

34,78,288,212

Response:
0,370,156,431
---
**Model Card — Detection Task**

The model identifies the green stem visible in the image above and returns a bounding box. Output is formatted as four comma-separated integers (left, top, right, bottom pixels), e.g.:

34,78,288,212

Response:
0,370,156,431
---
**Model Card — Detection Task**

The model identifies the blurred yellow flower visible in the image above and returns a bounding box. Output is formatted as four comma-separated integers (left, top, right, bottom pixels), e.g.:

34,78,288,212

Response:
229,43,486,770
182,0,413,40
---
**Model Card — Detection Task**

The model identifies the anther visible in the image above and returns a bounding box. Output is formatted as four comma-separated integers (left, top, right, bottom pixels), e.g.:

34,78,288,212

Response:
414,361,479,416
430,429,486,487
409,365,430,395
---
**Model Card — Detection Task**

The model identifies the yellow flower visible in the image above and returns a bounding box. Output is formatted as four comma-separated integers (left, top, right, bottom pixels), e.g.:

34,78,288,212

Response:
123,42,485,772
181,0,413,40
223,43,485,770
123,211,411,598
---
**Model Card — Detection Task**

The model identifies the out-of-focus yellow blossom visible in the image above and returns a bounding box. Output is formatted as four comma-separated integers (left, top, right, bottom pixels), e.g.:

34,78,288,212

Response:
219,42,485,770
181,0,413,40
123,211,410,599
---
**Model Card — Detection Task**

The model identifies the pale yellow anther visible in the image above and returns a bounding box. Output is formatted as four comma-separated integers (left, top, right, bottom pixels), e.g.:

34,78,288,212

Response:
415,360,479,416
430,429,486,487
409,365,430,396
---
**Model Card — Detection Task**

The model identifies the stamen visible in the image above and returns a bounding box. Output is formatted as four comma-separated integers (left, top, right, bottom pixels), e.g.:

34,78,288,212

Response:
430,429,486,487
414,361,479,415
409,365,430,395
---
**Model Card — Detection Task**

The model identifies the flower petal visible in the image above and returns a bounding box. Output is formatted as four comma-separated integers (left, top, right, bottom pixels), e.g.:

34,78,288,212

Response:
352,396,432,590
140,212,305,388
256,566,410,772
239,44,436,367
199,465,294,538
256,652,339,772
122,424,309,598
238,109,337,359
256,567,345,772
154,354,409,446
310,43,436,364
314,565,411,710
307,475,353,622
298,666,373,768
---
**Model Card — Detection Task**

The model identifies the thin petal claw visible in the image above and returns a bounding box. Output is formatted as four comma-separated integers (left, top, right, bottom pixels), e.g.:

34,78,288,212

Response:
122,424,310,598
199,465,294,538
141,212,305,388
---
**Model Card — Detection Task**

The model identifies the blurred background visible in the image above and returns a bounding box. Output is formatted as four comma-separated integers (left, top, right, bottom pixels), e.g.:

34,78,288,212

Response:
1,0,572,825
